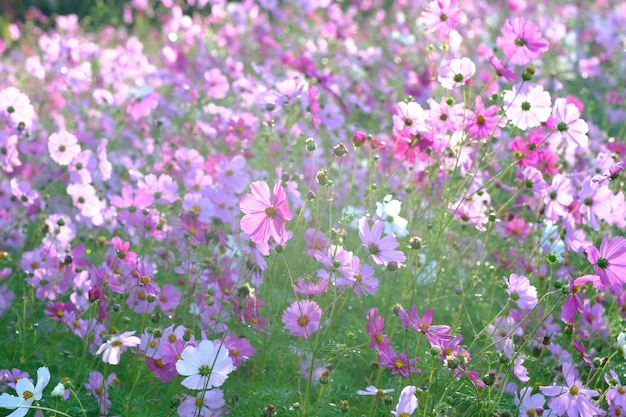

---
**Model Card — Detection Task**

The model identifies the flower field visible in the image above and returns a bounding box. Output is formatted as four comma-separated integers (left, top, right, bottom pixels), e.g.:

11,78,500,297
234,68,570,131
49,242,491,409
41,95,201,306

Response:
0,0,625,416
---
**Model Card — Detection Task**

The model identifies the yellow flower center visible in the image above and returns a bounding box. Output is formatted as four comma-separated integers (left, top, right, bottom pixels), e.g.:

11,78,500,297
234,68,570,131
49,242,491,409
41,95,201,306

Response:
265,207,276,217
569,385,579,396
298,316,309,326
22,390,34,400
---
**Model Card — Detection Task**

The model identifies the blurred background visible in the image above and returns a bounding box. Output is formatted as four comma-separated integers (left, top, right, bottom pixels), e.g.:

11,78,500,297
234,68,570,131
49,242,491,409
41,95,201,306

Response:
0,0,126,21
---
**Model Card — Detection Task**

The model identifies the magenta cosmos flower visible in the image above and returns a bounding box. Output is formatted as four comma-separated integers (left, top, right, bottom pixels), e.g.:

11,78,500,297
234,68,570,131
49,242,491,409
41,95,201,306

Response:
587,234,626,292
399,306,452,347
496,17,549,65
358,217,406,266
175,340,234,390
282,300,322,339
240,180,292,245
437,57,476,89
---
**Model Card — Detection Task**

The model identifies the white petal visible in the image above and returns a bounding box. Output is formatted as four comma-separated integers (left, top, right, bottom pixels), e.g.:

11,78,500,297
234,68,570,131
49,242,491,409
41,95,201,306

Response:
0,393,22,409
34,367,50,399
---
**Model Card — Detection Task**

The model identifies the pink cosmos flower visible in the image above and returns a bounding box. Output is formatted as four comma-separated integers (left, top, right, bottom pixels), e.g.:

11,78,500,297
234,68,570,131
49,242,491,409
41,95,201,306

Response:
127,91,159,121
540,362,605,416
419,0,461,38
84,371,117,415
544,174,574,221
586,234,626,292
578,179,613,230
561,275,599,323
214,155,249,194
282,299,322,339
223,335,256,368
177,390,225,417
67,183,101,219
0,132,21,173
378,344,420,378
111,185,154,225
204,68,230,99
399,306,452,347
240,180,292,246
496,17,549,65
138,173,179,204
0,87,35,129
366,308,389,349
503,83,552,130
468,96,500,140
182,192,214,223
96,331,141,365
48,130,81,166
111,236,138,265
488,55,520,81
358,217,406,266
437,57,476,89
505,274,538,310
68,150,96,185
552,98,589,149
294,277,328,297
392,101,428,137
276,78,308,105
515,387,549,417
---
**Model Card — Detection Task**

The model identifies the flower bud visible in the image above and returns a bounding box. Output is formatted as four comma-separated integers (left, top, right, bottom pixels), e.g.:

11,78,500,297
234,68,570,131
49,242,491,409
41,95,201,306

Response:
51,382,66,400
352,131,368,147
333,143,348,157
305,137,317,152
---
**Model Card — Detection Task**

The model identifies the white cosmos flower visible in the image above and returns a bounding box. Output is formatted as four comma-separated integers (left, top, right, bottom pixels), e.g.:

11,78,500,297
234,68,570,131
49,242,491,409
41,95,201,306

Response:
376,195,409,238
0,366,50,417
176,340,234,390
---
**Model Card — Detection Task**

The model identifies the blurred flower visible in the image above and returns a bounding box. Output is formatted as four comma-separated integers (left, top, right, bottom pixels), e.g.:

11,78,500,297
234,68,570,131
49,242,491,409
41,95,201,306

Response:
552,98,589,149
48,130,81,166
96,331,141,365
392,385,418,416
438,57,476,89
419,0,461,37
358,217,406,266
376,195,409,238
496,17,549,65
504,273,538,310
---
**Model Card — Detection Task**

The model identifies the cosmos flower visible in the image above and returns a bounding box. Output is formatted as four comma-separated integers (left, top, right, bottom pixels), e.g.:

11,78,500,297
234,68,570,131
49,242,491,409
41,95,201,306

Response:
0,366,50,417
175,340,234,390
587,234,626,292
282,300,322,339
96,331,141,365
240,180,292,245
